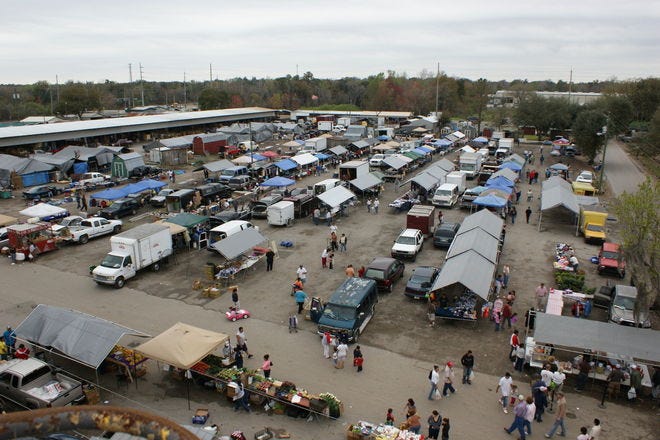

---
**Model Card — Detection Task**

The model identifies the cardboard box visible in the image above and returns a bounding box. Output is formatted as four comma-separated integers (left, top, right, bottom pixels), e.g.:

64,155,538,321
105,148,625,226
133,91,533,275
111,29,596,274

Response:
192,408,209,425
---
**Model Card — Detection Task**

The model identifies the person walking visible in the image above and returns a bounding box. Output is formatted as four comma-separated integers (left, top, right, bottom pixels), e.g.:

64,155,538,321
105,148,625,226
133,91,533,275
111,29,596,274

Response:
428,365,440,400
265,248,275,271
515,344,526,372
460,350,474,384
353,345,363,372
535,283,548,311
313,208,320,225
574,357,590,392
335,341,348,369
525,206,532,224
373,199,379,214
236,327,252,358
327,250,334,269
81,193,88,211
438,210,443,224
231,287,240,309
325,211,332,226
260,354,273,378
502,264,510,287
504,395,528,439
589,419,601,440
496,372,514,414
427,410,442,440
321,248,328,268
366,199,372,213
524,395,536,436
386,408,395,426
510,206,517,224
234,346,244,369
532,379,549,422
321,331,333,359
441,418,450,440
442,362,456,397
294,287,307,314
339,233,348,252
577,427,590,440
330,231,338,251
509,329,520,361
502,302,513,329
296,265,307,284
230,380,251,412
0,337,8,361
544,391,567,438
75,190,82,209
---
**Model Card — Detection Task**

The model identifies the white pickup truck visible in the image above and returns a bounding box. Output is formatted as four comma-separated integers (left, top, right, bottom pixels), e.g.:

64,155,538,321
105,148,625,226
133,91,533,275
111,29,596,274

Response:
77,172,110,186
65,216,123,244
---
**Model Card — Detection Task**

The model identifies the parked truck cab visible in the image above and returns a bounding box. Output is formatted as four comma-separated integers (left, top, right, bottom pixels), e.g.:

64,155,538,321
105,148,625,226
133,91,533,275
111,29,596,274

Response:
316,277,378,343
432,183,459,207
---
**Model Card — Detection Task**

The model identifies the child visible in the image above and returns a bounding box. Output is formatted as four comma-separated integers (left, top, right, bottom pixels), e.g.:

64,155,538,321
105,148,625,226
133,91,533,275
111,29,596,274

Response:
386,408,395,426
494,310,502,332
288,314,298,333
509,385,519,407
328,252,335,269
441,418,450,440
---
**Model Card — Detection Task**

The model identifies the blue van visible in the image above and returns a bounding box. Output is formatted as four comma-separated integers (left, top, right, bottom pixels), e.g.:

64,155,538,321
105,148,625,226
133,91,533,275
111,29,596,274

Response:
315,277,378,342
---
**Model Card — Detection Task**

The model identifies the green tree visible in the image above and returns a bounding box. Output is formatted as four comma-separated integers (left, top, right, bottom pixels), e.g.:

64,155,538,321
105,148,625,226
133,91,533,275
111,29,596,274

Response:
54,82,101,119
612,179,660,320
596,95,634,135
645,107,660,157
198,88,230,110
572,110,607,162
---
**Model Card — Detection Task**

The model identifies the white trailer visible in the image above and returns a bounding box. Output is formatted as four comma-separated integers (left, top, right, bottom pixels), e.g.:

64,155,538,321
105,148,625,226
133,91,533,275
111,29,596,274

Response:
459,152,483,179
267,201,295,226
445,171,468,193
338,160,369,181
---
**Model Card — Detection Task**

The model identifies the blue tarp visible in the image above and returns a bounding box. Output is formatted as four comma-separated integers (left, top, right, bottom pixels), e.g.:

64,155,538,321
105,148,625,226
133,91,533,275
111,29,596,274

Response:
260,176,296,187
484,183,513,194
377,135,390,141
21,172,50,187
413,148,430,156
73,162,88,175
249,153,267,161
499,161,522,171
274,159,298,171
123,179,167,194
432,139,452,147
313,153,331,160
473,136,488,143
473,194,507,208
486,175,515,187
417,146,433,153
91,188,126,200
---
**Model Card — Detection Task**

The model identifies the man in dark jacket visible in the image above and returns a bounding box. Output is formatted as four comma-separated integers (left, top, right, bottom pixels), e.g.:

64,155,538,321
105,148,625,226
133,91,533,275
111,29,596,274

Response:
461,350,475,384
531,378,548,422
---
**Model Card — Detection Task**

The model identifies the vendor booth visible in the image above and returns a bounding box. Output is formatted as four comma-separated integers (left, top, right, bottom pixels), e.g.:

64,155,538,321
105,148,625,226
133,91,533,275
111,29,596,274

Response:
317,185,356,217
349,173,382,198
538,184,579,232
19,203,69,222
209,228,269,283
525,313,657,390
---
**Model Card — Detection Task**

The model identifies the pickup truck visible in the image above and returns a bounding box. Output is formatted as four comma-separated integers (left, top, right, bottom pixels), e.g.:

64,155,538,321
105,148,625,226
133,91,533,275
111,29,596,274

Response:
77,172,111,186
0,358,84,409
64,217,123,244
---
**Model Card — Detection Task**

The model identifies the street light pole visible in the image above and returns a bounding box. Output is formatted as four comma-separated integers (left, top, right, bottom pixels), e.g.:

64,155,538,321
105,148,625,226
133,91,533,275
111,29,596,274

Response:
598,125,608,194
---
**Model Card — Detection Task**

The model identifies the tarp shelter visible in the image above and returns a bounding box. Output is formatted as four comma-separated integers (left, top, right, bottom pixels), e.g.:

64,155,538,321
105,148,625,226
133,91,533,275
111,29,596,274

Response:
329,145,349,156
473,136,488,143
486,175,515,188
260,150,279,159
459,146,476,154
480,188,513,200
430,251,496,300
232,155,258,165
317,185,356,208
472,194,507,208
499,161,522,172
203,159,234,173
91,188,126,201
349,173,382,192
549,163,569,171
539,185,580,232
123,179,167,194
434,159,455,172
111,152,145,178
290,153,319,167
135,322,228,370
491,168,519,182
15,304,148,369
274,158,298,172
406,172,439,192
19,203,68,221
211,228,267,260
542,176,571,191
164,213,209,230
0,154,54,188
382,156,407,170
456,209,504,240
425,166,449,181
413,148,431,157
417,145,434,153
0,213,17,227
447,228,500,264
505,153,526,167
533,314,660,365
282,140,303,148
314,152,331,161
260,176,295,187
431,139,452,148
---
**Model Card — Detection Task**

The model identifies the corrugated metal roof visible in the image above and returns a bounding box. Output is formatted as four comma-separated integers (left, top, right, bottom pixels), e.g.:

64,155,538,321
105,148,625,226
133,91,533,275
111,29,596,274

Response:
204,159,234,173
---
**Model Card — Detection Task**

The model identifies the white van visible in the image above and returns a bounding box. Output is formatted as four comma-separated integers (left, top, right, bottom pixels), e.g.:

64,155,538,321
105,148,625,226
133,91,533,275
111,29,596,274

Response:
313,178,341,196
432,183,459,207
208,220,258,252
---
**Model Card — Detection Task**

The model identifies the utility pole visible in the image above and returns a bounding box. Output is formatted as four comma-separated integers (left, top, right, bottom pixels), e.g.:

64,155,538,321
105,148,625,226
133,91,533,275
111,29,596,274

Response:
55,75,60,105
435,62,440,119
128,63,134,108
598,123,608,193
139,63,145,106
210,63,213,84
183,72,187,111
568,68,573,104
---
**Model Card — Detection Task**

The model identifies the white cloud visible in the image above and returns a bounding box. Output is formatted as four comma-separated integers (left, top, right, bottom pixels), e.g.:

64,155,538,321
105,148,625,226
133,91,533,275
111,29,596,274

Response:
1,0,658,84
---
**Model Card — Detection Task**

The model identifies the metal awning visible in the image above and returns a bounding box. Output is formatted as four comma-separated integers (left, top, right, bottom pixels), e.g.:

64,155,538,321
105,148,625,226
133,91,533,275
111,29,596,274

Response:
350,173,382,191
382,156,407,170
317,185,356,208
430,251,495,300
211,228,267,260
329,145,348,155
456,209,504,240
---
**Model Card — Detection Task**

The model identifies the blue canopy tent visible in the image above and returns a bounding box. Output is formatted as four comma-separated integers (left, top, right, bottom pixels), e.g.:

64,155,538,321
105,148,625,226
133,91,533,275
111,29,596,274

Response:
432,139,452,148
473,194,507,208
417,146,433,153
469,186,487,195
123,179,167,194
486,175,515,188
413,148,430,156
91,188,126,200
274,159,298,171
313,153,331,160
377,135,390,141
248,153,267,162
260,176,296,187
499,161,522,171
484,182,514,194
473,136,488,144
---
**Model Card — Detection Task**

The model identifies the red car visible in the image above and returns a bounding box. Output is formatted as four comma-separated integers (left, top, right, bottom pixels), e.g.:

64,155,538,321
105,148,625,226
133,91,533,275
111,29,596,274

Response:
597,242,626,278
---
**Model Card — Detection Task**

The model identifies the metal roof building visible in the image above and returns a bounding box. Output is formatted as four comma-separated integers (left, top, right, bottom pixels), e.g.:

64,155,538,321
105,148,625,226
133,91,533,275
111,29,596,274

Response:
0,107,275,148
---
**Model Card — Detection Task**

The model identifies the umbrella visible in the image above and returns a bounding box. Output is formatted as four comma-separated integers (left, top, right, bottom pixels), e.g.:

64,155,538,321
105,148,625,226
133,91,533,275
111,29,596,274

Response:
549,163,569,171
499,161,522,171
472,194,507,208
260,176,295,187
412,127,428,133
282,140,303,148
260,150,279,158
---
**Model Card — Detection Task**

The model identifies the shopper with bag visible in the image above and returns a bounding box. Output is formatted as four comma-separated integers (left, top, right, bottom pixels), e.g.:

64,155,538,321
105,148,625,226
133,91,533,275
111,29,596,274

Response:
461,350,475,384
428,365,440,400
353,345,364,372
442,362,456,397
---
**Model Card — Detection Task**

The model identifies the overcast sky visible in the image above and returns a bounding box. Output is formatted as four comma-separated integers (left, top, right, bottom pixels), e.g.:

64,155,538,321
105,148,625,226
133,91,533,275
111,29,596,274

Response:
2,0,659,85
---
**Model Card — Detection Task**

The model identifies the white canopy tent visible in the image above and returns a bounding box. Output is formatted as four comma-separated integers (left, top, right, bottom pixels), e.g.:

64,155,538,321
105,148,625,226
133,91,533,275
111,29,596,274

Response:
290,153,319,167
19,203,68,220
317,185,356,208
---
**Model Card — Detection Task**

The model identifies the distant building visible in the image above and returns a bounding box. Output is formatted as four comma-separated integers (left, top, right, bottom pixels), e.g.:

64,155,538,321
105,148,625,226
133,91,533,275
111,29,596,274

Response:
20,116,64,125
488,90,603,108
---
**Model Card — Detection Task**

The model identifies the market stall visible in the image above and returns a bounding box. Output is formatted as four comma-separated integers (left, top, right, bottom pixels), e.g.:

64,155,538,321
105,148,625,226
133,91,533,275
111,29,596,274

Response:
524,313,658,389
553,242,579,272
19,202,69,222
317,185,357,217
7,223,61,255
209,228,269,284
346,420,423,440
388,191,420,213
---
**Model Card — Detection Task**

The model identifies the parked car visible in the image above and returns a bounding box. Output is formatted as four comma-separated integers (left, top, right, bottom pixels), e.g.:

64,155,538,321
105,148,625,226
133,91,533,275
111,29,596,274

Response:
251,194,284,219
77,172,110,186
0,227,9,249
369,154,386,168
99,198,141,219
129,166,161,178
432,222,461,248
391,228,424,261
598,242,626,278
575,170,595,184
404,266,440,300
608,285,650,328
149,188,175,207
364,257,405,293
593,285,616,309
228,175,251,190
209,209,252,228
22,185,60,200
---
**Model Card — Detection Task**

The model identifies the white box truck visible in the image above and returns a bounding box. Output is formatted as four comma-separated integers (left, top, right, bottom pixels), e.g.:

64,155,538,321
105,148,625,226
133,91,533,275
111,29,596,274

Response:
267,200,295,226
432,183,460,207
459,152,483,179
318,121,333,132
92,223,173,288
445,171,467,193
303,137,328,152
338,160,369,181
